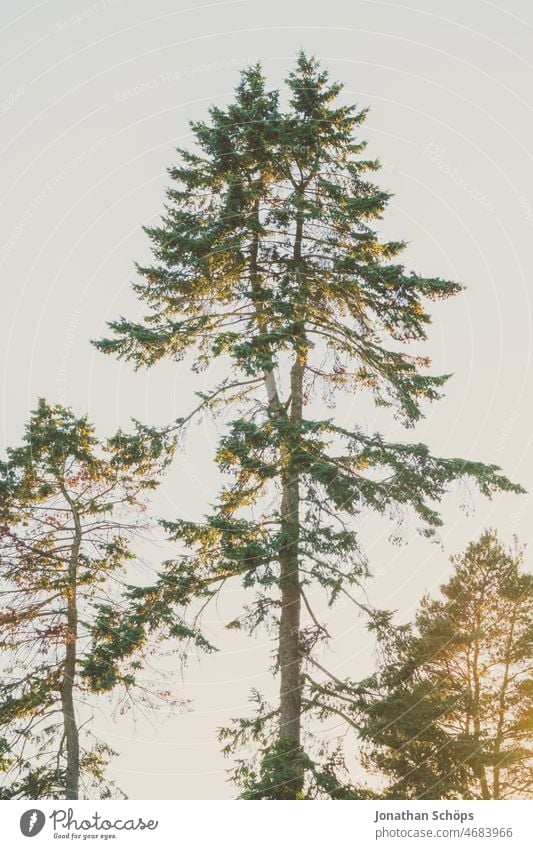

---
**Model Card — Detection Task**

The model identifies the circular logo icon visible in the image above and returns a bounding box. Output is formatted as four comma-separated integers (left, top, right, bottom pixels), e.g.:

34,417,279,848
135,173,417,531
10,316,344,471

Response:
20,809,46,837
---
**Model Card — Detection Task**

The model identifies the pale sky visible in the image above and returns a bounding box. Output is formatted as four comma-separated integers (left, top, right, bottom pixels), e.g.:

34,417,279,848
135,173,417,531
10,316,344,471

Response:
1,0,532,799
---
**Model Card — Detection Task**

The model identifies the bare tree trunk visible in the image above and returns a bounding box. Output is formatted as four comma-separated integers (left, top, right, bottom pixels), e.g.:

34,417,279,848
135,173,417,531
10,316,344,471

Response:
493,603,518,799
277,355,304,797
276,192,307,797
250,189,307,797
471,620,491,800
60,487,81,800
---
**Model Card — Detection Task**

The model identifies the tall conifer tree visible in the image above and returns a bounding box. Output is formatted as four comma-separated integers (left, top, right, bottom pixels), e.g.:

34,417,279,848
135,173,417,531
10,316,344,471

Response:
93,54,522,797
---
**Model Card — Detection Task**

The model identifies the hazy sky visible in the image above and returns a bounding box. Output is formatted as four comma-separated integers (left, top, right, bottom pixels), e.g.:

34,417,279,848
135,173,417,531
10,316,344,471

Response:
1,0,532,799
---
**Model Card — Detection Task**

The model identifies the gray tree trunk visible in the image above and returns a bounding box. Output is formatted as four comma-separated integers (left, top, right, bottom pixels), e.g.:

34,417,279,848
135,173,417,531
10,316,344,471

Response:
60,488,81,800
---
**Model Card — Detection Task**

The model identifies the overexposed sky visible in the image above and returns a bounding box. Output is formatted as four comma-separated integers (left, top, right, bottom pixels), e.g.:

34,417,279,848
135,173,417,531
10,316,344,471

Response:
1,0,532,799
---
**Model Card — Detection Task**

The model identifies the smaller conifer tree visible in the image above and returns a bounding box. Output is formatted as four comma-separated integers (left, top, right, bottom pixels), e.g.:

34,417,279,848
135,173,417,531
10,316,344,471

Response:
351,531,533,799
0,400,174,799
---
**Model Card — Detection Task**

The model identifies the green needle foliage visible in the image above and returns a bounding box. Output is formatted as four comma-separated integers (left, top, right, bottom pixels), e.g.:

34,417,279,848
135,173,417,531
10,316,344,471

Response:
0,400,174,799
93,53,523,798
352,531,533,799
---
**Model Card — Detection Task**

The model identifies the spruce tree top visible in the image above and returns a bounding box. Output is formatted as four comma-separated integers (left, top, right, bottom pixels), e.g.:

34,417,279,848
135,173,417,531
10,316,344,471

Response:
97,51,465,425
